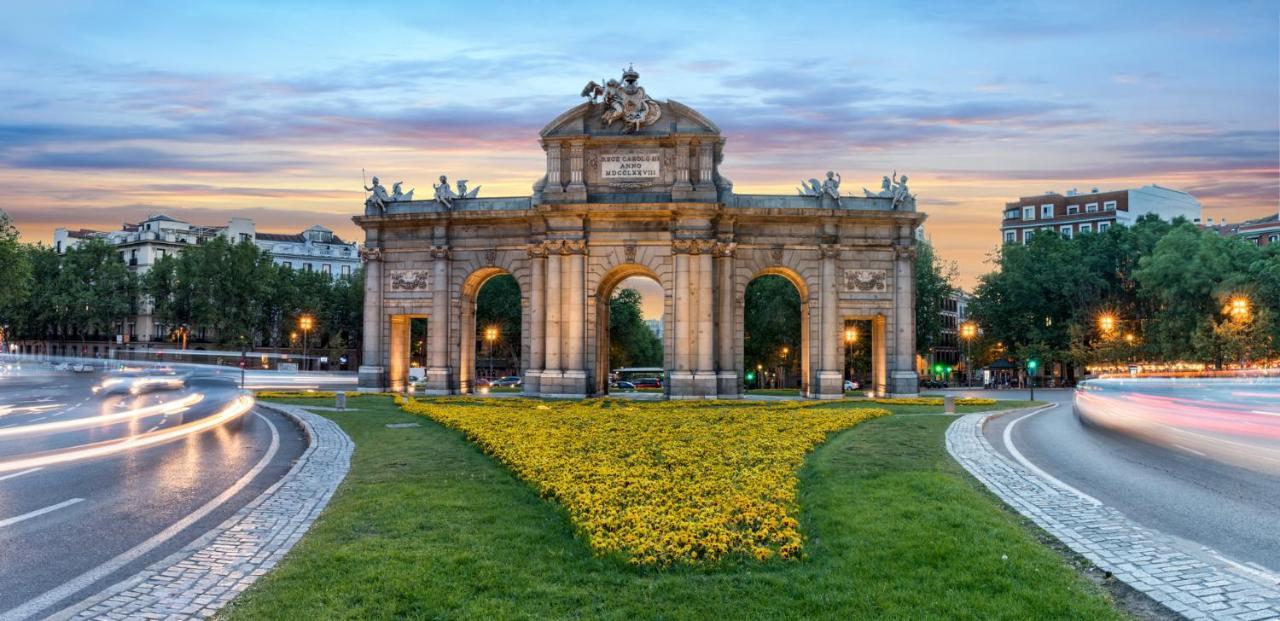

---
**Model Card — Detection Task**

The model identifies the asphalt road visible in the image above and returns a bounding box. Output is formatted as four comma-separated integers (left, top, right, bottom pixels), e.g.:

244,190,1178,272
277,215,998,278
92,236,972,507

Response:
0,367,306,620
964,387,1280,577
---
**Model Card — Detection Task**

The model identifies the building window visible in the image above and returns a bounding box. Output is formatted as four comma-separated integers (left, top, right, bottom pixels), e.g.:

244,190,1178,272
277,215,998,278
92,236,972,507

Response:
1079,223,1093,234
1023,229,1035,243
1059,225,1073,239
283,261,292,269
1103,200,1117,211
1099,222,1111,232
1022,206,1035,221
1004,208,1019,220
1041,204,1054,218
322,264,332,275
1085,203,1099,213
1269,234,1278,244
304,263,313,272
341,264,351,276
1004,230,1016,243
1067,205,1079,215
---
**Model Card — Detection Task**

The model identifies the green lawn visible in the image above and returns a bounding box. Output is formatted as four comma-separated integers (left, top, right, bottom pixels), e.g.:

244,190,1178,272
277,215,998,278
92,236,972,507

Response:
224,397,1124,620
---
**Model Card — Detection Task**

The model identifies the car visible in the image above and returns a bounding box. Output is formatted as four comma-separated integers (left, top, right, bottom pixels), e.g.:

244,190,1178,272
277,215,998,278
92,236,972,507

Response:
843,379,860,391
53,362,71,371
94,370,185,395
632,377,662,389
612,381,636,391
71,363,96,373
491,376,522,387
474,378,491,387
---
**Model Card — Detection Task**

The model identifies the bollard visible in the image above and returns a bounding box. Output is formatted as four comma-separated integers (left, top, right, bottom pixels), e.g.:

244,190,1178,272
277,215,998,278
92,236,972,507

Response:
944,395,956,414
335,392,347,411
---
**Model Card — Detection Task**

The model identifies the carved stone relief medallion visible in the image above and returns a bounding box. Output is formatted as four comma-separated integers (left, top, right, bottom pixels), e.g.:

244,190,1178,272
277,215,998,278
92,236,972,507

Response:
389,270,432,291
843,269,888,293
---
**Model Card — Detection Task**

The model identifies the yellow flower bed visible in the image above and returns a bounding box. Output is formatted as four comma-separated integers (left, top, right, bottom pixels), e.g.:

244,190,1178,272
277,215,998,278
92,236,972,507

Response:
398,396,888,566
869,397,997,406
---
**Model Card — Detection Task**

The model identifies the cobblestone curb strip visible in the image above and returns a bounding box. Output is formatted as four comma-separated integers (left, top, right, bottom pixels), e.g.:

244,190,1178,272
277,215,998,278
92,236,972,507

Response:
947,411,1280,620
52,403,353,620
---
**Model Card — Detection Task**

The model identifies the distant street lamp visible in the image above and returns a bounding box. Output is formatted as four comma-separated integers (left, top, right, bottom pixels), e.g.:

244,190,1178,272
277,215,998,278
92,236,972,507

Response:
960,321,977,387
299,314,314,372
484,326,499,381
1097,313,1117,337
844,326,858,388
1228,296,1251,322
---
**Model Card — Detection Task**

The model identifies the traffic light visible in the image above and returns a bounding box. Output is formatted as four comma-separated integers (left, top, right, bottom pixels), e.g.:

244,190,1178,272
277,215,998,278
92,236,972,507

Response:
745,371,756,382
1027,359,1038,374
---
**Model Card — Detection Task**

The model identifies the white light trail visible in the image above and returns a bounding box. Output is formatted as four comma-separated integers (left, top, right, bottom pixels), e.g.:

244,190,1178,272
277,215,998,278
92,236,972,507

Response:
0,393,203,439
0,395,254,474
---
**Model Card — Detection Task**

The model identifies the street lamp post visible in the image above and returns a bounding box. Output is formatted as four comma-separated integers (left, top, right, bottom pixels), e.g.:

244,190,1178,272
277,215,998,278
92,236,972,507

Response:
299,314,314,372
484,326,499,381
844,326,858,392
960,322,977,387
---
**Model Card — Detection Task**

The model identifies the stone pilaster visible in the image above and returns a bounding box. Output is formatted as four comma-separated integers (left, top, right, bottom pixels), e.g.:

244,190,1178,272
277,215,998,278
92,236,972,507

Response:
695,141,713,190
425,245,453,394
671,140,694,199
544,245,563,390
524,243,547,394
890,242,919,396
357,246,385,391
669,240,694,397
693,242,716,397
561,240,588,397
714,241,739,397
815,243,844,399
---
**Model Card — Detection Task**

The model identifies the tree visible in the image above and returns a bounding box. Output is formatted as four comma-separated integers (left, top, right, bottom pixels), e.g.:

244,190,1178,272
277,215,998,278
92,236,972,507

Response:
915,239,956,357
55,239,137,344
608,288,661,368
0,210,32,335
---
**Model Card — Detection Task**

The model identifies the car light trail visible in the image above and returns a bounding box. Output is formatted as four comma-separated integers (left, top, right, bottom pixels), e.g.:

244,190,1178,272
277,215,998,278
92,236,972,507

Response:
1076,378,1280,475
0,395,254,474
0,393,203,439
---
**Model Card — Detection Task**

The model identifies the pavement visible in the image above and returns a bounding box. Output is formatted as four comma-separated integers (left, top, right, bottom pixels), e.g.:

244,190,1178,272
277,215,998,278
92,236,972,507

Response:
947,387,1280,619
0,367,308,620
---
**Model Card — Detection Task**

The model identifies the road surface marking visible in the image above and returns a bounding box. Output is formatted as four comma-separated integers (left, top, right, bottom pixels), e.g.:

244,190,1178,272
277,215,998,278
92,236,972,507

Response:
0,467,41,482
0,498,84,528
1209,551,1280,584
0,411,280,621
1001,404,1103,506
1173,443,1207,457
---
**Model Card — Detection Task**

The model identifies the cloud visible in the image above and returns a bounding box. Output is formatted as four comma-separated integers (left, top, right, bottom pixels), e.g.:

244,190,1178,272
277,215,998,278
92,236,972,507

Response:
2,146,304,173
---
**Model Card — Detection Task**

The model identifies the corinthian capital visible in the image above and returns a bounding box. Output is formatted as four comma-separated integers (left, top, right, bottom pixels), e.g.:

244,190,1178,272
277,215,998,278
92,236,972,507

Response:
358,246,383,262
713,241,738,258
430,245,451,260
560,239,588,255
893,243,917,260
820,244,841,259
526,242,549,258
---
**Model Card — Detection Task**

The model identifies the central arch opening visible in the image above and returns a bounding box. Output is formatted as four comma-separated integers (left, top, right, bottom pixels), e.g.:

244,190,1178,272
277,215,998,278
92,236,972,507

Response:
594,267,665,396
744,272,808,397
461,269,522,393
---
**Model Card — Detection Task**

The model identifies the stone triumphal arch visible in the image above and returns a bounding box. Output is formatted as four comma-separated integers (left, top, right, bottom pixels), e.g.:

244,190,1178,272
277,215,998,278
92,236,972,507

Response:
355,68,926,399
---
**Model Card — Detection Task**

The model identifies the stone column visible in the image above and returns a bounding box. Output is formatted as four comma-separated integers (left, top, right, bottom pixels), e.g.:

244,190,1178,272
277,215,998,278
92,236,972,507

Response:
524,243,547,395
565,141,586,201
425,245,452,394
815,244,843,399
890,243,919,396
357,247,385,391
543,243,563,392
672,140,693,197
669,241,694,397
562,240,588,396
715,241,738,397
873,314,888,397
695,141,713,190
693,243,716,397
545,143,563,194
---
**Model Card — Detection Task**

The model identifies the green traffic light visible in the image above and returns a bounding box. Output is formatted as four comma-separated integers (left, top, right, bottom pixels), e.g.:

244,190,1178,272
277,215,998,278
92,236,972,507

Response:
746,371,756,381
1028,360,1038,370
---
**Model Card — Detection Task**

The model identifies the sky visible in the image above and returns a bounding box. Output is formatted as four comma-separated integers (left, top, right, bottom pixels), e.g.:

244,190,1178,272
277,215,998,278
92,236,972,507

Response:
1,0,1276,295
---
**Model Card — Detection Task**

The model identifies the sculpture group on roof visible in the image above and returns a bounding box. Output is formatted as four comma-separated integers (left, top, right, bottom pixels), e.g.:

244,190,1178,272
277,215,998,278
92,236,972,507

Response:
364,174,480,212
581,65,662,133
863,171,915,209
798,171,843,204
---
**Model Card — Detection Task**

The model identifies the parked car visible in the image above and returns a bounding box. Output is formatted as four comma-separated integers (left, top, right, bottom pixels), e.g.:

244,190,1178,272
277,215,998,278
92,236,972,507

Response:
491,376,522,387
53,362,71,371
632,377,662,389
612,381,636,391
474,378,491,388
843,379,860,391
71,363,96,373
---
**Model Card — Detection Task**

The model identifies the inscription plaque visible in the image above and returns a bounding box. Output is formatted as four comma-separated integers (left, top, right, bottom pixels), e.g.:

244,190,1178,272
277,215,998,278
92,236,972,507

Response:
600,151,661,179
